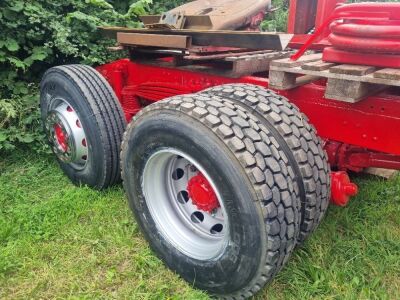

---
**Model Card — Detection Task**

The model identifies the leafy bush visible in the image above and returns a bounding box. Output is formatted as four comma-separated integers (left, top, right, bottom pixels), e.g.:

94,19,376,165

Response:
0,0,152,152
149,0,187,14
0,0,294,153
261,0,289,32
106,0,187,14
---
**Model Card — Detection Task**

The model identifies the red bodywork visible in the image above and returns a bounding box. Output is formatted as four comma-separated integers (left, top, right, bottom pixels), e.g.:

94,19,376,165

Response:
96,0,400,206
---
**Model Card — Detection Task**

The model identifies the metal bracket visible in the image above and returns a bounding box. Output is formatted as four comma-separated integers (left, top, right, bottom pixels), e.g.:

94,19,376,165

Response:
153,11,186,29
161,11,186,29
142,12,186,30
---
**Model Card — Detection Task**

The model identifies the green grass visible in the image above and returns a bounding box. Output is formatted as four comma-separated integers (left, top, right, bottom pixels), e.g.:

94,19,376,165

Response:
0,152,399,299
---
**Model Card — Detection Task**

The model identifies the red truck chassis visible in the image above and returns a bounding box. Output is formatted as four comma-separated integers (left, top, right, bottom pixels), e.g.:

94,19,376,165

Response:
95,0,400,206
97,59,400,171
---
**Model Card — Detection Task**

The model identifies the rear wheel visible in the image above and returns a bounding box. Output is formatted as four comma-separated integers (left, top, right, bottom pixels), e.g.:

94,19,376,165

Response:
202,84,331,243
121,94,301,298
40,65,126,189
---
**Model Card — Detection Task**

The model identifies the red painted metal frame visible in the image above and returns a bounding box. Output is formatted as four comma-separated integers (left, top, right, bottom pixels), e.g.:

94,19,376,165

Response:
287,0,346,50
287,0,346,37
287,0,318,35
97,59,400,173
95,0,400,205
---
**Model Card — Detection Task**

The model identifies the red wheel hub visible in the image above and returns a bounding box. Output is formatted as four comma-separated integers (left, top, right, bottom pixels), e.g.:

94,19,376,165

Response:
187,173,220,213
54,123,68,152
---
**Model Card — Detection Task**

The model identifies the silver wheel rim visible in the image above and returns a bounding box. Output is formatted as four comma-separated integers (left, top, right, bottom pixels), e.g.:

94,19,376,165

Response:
45,98,89,169
142,149,228,260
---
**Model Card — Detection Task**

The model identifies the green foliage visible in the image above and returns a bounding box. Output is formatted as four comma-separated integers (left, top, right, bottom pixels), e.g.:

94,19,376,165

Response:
149,0,187,14
262,0,289,32
0,0,152,152
0,88,44,152
0,0,292,153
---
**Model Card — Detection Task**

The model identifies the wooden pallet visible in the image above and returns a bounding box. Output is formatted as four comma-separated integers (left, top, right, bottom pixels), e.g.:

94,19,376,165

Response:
269,53,400,103
174,50,292,78
223,51,292,77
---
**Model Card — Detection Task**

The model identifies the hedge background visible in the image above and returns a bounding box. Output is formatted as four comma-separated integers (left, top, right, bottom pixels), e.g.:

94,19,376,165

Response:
0,0,287,152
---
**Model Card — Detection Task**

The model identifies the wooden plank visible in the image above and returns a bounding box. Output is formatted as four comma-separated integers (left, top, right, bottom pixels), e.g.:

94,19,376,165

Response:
294,75,321,89
373,68,400,80
364,168,399,179
231,57,268,77
101,27,293,50
117,32,191,49
270,53,322,68
329,64,376,76
325,79,386,103
183,50,272,61
173,51,291,78
137,58,267,79
186,50,272,61
269,70,297,89
222,52,292,77
269,71,320,90
302,61,336,71
224,51,291,62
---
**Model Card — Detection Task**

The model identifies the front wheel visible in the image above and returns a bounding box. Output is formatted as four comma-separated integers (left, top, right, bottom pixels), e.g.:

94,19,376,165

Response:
121,94,301,298
40,65,126,189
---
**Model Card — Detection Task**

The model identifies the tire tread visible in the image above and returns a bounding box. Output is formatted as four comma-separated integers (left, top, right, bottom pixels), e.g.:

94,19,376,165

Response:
202,83,331,243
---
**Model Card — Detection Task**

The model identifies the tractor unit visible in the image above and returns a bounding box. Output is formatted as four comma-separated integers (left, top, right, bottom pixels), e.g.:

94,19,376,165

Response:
40,0,400,298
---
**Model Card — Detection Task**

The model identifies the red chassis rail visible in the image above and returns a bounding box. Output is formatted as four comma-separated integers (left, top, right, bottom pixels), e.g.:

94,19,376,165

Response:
97,59,400,174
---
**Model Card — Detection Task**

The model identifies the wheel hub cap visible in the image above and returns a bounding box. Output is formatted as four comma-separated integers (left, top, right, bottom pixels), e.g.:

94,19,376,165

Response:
187,173,220,213
46,99,88,168
54,123,68,152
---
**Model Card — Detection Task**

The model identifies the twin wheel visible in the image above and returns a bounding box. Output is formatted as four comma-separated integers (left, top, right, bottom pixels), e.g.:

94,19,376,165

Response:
40,65,330,298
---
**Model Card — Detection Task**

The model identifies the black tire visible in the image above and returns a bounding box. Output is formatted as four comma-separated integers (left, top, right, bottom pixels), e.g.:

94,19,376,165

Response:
121,94,301,298
40,65,126,190
201,84,331,243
